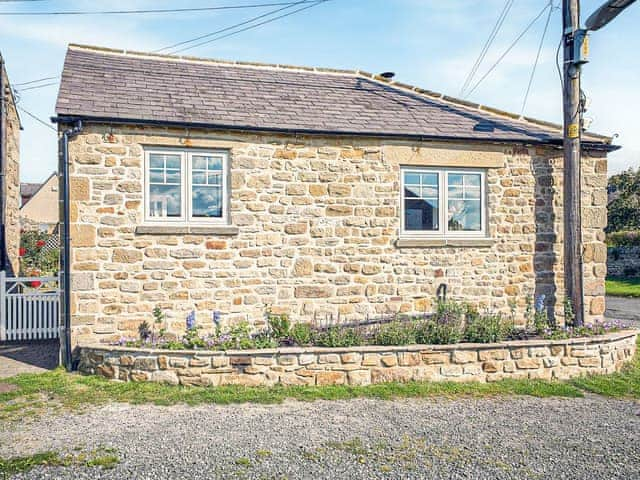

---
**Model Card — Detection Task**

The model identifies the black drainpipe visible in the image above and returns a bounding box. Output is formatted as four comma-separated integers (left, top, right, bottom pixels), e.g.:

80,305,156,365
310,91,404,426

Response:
0,57,7,273
59,120,82,370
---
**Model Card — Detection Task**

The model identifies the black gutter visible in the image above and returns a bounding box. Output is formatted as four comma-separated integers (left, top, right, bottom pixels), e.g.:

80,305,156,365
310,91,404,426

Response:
0,57,7,273
59,120,82,371
50,115,620,153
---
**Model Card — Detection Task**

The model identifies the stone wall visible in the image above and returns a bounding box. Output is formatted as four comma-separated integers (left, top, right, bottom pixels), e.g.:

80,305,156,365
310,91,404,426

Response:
1,71,20,275
78,330,637,386
607,246,640,278
64,124,608,346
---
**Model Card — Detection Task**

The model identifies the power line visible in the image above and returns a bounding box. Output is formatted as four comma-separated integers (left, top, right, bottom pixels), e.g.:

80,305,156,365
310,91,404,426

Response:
464,2,553,99
168,0,330,55
156,0,310,53
459,0,514,97
14,81,58,92
520,1,555,116
13,75,59,86
17,106,56,132
0,1,318,16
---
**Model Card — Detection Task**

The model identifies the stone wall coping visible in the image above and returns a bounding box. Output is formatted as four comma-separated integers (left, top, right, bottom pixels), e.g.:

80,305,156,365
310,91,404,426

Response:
82,329,638,356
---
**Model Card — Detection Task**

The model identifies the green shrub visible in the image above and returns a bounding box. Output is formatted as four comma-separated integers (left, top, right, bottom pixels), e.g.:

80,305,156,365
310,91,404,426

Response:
373,321,416,346
267,312,290,340
314,326,363,347
414,299,466,345
252,331,278,349
290,322,314,346
464,313,514,343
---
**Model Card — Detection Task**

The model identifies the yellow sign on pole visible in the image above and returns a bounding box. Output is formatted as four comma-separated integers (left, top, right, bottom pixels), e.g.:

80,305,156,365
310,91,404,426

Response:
568,123,580,139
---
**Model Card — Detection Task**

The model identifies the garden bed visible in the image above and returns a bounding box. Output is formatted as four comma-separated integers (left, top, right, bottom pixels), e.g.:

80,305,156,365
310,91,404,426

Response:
78,330,638,387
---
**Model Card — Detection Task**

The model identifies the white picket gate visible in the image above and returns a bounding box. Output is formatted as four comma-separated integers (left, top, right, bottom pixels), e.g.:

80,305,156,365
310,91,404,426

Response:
0,272,60,341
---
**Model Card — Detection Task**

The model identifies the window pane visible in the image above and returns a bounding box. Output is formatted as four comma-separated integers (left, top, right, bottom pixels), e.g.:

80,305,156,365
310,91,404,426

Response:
192,186,222,218
208,156,223,170
448,173,464,186
421,173,438,186
149,185,181,217
405,199,439,231
165,170,181,184
149,154,164,168
192,172,206,185
404,185,419,198
448,199,481,231
149,169,164,183
165,156,181,169
192,156,207,170
208,172,222,185
404,173,421,185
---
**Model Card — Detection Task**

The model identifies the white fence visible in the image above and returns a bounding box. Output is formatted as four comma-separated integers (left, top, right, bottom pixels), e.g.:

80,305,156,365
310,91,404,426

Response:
0,272,60,341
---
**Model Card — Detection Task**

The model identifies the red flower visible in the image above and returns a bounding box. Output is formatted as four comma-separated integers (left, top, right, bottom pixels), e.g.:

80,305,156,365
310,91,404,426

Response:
19,247,26,256
36,240,45,248
30,280,41,288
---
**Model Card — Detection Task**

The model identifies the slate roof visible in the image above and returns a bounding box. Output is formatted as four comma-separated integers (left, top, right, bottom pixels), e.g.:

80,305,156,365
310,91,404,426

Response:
20,182,41,199
55,45,614,148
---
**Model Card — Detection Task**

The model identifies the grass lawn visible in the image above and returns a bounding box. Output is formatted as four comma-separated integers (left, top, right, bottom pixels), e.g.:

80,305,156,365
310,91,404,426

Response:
0,339,638,423
605,277,640,297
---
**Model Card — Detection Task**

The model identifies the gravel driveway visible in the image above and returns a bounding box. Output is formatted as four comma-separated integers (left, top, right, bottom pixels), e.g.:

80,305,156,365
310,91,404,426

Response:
2,395,639,479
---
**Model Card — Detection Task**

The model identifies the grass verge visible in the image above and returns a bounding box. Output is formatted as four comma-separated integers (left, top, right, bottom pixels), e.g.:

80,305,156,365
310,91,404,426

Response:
0,339,638,422
0,367,583,422
0,447,118,479
605,277,640,297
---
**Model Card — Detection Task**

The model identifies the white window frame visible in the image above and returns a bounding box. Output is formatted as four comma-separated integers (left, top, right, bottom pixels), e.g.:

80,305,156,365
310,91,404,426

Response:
143,147,229,225
400,167,487,238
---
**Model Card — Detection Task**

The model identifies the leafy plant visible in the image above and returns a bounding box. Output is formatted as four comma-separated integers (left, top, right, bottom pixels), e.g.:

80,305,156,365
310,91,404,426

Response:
373,320,416,346
414,299,465,345
137,321,152,342
267,312,290,341
314,326,363,347
252,331,278,349
533,295,550,334
290,322,314,346
464,313,514,343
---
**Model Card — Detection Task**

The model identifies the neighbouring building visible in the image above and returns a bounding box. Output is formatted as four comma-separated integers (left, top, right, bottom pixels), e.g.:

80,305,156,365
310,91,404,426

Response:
0,52,21,276
54,44,614,347
20,173,59,233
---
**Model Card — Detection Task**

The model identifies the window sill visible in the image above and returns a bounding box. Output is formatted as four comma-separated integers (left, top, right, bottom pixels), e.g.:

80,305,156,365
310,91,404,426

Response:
395,237,494,248
135,225,239,236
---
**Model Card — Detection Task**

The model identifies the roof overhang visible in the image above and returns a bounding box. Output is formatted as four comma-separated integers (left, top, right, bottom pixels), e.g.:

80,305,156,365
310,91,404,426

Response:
51,114,620,153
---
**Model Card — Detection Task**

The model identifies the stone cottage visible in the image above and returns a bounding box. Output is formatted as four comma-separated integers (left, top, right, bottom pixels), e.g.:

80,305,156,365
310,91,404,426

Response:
54,44,614,347
20,172,59,233
0,52,21,276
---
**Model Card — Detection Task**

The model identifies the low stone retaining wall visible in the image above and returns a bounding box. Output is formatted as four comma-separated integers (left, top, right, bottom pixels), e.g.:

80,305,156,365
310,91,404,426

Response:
78,331,638,387
608,246,640,278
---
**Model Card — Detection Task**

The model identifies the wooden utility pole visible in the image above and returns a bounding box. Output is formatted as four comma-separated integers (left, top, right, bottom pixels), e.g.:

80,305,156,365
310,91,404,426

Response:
563,0,584,326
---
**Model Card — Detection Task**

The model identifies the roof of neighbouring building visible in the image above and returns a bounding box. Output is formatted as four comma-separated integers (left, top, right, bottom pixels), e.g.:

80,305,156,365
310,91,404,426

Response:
20,182,41,199
20,172,56,207
54,44,616,149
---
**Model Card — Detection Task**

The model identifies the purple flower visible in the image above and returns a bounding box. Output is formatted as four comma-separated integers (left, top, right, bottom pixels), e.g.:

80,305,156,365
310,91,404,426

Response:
186,310,196,330
213,310,221,327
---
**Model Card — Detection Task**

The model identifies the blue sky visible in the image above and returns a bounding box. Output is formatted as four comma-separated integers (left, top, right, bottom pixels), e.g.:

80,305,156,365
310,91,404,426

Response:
1,0,638,182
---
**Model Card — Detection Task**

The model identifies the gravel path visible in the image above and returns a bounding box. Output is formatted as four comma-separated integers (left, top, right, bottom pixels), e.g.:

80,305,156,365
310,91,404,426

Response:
2,395,639,479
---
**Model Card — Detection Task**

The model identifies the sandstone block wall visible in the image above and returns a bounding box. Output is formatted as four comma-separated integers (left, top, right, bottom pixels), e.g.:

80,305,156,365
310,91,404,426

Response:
78,331,638,386
64,124,608,345
1,73,20,275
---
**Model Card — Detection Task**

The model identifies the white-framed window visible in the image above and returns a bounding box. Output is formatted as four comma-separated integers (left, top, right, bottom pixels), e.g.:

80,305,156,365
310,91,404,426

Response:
144,148,229,224
400,167,486,238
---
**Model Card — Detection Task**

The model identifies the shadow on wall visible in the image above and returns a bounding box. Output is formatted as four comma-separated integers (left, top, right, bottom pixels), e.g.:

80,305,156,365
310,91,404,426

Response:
532,153,559,325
